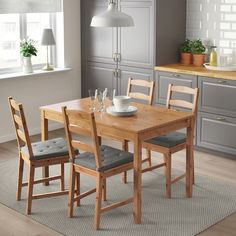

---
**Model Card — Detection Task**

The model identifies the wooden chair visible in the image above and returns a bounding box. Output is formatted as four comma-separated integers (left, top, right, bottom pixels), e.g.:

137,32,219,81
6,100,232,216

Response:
142,84,199,198
121,77,155,183
8,97,69,214
62,107,134,230
127,77,155,105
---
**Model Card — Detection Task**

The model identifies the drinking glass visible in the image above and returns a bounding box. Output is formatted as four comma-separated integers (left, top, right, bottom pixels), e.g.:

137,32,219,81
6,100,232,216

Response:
97,88,107,112
107,88,116,106
88,89,97,111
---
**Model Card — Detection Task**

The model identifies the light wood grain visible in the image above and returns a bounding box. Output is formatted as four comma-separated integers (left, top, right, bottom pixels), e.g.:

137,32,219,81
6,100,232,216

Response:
41,97,194,225
62,107,134,229
127,77,155,105
155,64,236,81
8,97,69,215
142,85,199,198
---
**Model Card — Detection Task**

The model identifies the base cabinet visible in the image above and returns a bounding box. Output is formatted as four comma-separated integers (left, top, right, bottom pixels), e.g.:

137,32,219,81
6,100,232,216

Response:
199,77,236,117
119,66,154,95
197,112,236,156
82,63,116,98
155,70,236,157
156,71,197,105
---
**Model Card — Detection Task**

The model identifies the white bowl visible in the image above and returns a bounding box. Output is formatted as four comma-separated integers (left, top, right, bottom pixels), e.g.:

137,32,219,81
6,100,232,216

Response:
113,96,131,112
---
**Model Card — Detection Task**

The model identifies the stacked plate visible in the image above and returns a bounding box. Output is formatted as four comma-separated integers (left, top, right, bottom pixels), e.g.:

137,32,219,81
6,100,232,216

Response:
106,106,138,117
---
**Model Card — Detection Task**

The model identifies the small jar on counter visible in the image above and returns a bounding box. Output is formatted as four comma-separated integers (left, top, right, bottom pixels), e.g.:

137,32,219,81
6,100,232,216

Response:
209,46,217,66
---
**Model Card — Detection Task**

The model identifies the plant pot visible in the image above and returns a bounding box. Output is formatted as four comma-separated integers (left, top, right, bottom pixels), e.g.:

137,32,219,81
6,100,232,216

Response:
180,52,192,65
192,54,205,67
22,56,33,73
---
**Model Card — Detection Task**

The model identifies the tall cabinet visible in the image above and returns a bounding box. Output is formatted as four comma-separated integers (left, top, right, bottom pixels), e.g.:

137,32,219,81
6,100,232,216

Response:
81,0,186,97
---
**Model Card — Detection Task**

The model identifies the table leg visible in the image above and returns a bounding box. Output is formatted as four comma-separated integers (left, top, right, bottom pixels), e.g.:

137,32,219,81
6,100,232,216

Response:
133,135,142,224
41,110,49,186
186,118,194,198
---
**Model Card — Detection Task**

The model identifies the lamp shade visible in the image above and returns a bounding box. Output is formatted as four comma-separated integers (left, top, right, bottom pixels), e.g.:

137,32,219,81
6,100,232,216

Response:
41,28,56,46
90,2,134,27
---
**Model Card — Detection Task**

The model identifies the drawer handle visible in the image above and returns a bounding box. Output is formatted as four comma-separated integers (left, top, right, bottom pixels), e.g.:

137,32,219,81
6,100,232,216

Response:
172,74,180,77
216,117,226,122
217,80,227,84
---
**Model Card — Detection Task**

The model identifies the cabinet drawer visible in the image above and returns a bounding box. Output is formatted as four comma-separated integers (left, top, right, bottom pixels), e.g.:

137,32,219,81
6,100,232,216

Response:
156,71,197,104
197,112,236,156
199,77,236,117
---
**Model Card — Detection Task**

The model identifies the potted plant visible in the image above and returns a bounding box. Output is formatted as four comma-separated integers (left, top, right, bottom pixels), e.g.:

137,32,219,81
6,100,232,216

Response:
180,39,192,65
20,38,37,73
191,39,206,66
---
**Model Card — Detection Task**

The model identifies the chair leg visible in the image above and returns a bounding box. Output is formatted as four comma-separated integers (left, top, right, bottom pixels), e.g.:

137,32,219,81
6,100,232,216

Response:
121,140,128,184
192,157,195,184
68,164,76,218
26,165,35,215
102,178,107,201
60,163,65,191
75,173,80,207
94,175,103,230
16,154,24,201
164,153,171,198
186,148,195,185
146,149,152,167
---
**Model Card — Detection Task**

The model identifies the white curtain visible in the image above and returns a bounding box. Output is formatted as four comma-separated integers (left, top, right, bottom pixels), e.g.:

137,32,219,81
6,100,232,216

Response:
0,0,62,14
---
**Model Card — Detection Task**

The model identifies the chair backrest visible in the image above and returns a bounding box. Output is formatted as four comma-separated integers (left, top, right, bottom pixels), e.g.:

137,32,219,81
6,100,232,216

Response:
127,77,155,105
62,107,102,169
166,84,199,116
8,97,33,157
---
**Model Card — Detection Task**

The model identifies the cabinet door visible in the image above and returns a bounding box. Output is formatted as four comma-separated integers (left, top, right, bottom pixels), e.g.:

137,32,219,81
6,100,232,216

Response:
199,77,236,117
119,66,154,98
81,0,116,64
197,112,236,157
156,71,197,105
118,0,155,69
82,62,116,97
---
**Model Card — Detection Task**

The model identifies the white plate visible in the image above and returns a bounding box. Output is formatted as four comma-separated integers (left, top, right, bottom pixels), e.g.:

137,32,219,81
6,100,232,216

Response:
204,63,236,71
106,106,138,116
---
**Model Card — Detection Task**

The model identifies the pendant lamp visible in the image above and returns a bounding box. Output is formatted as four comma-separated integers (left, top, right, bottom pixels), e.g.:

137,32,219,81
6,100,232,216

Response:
90,0,134,27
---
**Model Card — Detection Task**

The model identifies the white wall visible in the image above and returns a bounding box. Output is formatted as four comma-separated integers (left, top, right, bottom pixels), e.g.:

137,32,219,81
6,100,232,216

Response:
0,0,81,143
186,0,236,56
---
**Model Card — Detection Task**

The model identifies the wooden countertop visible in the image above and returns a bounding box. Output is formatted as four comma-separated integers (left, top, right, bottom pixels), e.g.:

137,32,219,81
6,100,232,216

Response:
155,64,236,81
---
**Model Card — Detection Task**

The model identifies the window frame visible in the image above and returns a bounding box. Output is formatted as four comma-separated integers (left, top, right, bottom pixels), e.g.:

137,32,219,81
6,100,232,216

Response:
0,12,57,75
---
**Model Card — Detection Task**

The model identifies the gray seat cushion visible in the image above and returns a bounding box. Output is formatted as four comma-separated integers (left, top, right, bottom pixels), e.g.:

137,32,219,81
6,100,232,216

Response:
74,145,133,172
146,132,186,148
21,138,69,160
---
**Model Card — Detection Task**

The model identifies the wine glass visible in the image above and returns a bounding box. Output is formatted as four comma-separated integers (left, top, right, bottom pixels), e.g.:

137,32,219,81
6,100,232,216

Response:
88,89,97,111
107,88,116,106
97,88,107,112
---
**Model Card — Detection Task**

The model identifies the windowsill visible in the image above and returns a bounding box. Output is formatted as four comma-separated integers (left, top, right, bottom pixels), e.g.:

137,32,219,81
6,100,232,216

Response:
0,68,72,81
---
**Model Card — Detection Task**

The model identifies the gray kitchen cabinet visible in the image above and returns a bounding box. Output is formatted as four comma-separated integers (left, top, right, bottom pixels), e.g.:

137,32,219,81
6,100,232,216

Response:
82,62,116,97
119,66,154,96
81,0,116,65
197,112,236,156
82,0,155,68
199,77,236,118
119,0,155,69
155,67,236,157
81,0,186,96
155,71,197,105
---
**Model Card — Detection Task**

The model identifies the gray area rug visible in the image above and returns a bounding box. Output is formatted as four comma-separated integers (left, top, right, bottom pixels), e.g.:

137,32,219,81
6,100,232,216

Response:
1,158,236,236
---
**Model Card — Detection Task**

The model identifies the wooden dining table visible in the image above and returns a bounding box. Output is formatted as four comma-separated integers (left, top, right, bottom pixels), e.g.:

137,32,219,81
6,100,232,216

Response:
40,97,194,224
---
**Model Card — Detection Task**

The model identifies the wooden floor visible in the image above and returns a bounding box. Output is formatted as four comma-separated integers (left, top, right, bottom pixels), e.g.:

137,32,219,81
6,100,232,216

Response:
0,129,235,236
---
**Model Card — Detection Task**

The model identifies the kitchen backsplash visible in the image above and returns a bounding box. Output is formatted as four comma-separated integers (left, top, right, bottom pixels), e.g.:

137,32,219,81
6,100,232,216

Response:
186,0,236,57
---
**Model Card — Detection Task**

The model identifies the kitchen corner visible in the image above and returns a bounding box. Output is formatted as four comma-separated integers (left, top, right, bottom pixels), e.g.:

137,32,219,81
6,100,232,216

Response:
155,63,236,157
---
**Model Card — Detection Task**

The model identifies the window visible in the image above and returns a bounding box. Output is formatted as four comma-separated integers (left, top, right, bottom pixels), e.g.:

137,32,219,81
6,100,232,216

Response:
0,12,55,73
